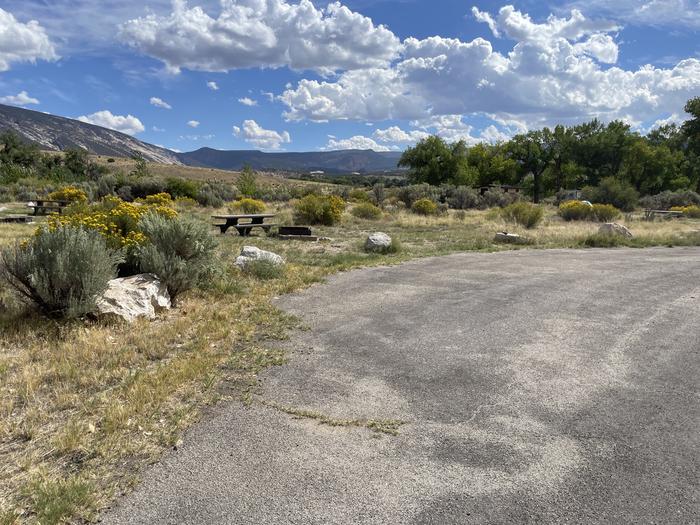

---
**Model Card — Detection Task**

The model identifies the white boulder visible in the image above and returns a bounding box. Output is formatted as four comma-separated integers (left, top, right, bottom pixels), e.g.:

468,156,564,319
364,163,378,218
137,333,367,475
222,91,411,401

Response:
235,246,285,268
494,231,526,244
96,274,171,322
365,232,392,252
598,223,633,238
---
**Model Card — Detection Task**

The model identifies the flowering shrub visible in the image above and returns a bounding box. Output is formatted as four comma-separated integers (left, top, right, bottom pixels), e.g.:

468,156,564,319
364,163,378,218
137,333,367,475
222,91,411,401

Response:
46,195,177,250
670,205,700,218
411,198,438,215
231,198,266,214
294,194,345,225
47,186,88,203
559,200,592,221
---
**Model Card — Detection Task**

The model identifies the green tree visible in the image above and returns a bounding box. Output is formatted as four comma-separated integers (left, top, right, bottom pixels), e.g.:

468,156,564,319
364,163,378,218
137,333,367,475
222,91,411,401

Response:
237,165,258,196
399,136,475,186
0,130,41,168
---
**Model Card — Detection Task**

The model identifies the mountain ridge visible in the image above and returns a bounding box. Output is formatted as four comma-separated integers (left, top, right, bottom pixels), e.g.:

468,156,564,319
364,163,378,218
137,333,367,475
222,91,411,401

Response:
0,103,180,164
0,104,402,173
177,147,402,173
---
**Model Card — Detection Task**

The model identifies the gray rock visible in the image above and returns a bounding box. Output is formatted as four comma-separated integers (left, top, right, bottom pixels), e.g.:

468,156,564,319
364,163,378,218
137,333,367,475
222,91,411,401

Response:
599,223,633,238
494,231,526,244
235,246,285,268
96,274,170,322
365,232,392,252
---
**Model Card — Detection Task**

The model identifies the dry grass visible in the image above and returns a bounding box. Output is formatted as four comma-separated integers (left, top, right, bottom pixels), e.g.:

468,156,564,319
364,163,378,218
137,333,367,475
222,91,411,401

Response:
0,202,698,523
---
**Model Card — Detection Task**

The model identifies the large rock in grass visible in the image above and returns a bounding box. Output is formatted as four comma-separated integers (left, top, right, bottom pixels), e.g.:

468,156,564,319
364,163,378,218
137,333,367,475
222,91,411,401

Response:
365,232,392,252
494,231,526,244
598,223,633,238
235,246,285,268
96,274,171,322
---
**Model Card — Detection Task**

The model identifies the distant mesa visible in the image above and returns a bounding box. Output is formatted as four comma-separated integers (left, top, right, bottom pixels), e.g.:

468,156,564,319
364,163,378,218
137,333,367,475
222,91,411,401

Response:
0,104,401,174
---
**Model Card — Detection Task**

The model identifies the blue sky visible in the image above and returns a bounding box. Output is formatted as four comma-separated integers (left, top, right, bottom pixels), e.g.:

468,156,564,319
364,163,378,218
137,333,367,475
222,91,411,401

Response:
0,0,698,153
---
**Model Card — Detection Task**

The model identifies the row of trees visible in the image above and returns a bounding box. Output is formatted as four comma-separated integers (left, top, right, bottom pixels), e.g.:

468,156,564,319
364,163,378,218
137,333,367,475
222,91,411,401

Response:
399,98,700,202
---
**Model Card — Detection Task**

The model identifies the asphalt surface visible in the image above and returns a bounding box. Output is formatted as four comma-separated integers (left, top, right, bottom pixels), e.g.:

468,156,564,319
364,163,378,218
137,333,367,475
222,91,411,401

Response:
104,248,700,524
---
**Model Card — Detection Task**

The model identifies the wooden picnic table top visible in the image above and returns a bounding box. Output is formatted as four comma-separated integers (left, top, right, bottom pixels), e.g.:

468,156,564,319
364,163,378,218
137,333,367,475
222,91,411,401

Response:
211,213,277,219
34,199,70,206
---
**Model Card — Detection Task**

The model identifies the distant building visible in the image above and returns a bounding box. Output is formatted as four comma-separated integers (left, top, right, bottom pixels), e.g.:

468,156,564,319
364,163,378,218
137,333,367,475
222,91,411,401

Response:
309,170,324,175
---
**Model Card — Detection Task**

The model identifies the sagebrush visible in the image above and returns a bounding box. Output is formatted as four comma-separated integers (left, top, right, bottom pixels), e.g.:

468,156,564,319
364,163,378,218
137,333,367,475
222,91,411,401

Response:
0,226,122,318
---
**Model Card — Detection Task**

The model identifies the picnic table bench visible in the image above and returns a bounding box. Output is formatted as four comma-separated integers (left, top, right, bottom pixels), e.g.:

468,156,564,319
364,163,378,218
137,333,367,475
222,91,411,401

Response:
29,199,70,216
0,214,35,224
643,209,684,221
212,213,277,236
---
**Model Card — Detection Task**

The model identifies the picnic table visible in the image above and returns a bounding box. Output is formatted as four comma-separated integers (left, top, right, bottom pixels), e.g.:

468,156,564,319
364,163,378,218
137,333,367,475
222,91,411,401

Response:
29,199,70,216
212,213,277,236
643,209,684,221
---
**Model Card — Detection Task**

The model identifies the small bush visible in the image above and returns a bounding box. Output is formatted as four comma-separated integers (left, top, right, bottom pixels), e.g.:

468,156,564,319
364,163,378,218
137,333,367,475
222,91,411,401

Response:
397,184,439,208
237,166,258,196
294,194,345,225
500,202,544,229
482,187,520,208
582,177,638,212
47,186,88,203
232,198,266,214
411,198,438,215
349,188,371,202
448,186,481,210
137,214,217,304
0,226,122,318
128,177,168,199
241,259,285,280
559,200,592,221
351,202,383,220
165,177,199,200
196,181,238,207
371,184,386,207
591,203,620,222
639,190,700,210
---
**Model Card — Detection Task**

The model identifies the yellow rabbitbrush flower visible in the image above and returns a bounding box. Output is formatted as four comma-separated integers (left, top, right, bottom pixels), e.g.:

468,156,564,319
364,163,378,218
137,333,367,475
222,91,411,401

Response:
47,186,88,203
43,195,178,249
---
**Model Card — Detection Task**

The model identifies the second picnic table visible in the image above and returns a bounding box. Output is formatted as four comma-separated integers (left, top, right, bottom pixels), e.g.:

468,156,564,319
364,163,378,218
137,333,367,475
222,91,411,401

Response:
212,213,277,236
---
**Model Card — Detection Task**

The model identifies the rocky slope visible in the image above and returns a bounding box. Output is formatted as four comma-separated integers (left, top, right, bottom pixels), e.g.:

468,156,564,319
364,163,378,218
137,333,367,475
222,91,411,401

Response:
0,104,180,164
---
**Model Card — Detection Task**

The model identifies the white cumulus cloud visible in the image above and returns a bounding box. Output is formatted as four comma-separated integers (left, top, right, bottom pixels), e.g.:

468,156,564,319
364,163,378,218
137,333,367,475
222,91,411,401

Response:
373,126,430,144
118,0,401,74
149,96,172,109
233,119,290,150
323,135,391,151
0,90,40,106
207,81,219,90
187,120,200,128
238,97,258,107
77,110,145,135
564,0,700,29
0,7,58,71
280,5,700,132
